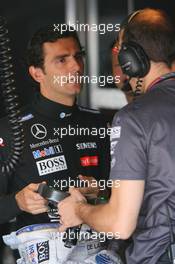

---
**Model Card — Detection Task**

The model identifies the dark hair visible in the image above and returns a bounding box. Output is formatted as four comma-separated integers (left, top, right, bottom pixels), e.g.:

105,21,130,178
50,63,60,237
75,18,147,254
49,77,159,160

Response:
26,24,82,69
122,8,175,66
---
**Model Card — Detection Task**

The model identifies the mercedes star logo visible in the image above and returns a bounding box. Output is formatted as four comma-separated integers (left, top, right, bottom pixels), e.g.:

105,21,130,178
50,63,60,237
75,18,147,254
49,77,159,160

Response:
31,124,47,139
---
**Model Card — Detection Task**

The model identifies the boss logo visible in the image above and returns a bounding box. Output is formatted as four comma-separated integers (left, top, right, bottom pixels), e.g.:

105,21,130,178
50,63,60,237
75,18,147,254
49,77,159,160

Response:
37,241,49,263
36,155,67,176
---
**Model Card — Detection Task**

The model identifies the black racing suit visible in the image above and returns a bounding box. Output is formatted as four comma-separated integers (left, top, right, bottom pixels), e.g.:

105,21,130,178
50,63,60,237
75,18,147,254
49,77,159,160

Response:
0,94,110,229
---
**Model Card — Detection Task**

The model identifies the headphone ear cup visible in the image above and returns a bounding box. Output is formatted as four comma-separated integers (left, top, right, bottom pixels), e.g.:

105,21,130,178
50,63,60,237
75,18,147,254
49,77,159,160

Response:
118,42,150,78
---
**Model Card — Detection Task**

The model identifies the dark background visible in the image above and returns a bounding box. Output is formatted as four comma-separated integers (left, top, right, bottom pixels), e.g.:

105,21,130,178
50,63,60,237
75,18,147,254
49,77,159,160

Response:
0,0,65,116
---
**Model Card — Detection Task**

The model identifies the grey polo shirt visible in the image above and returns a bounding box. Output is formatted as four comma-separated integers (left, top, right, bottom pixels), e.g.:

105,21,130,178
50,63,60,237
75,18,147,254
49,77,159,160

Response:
110,79,175,263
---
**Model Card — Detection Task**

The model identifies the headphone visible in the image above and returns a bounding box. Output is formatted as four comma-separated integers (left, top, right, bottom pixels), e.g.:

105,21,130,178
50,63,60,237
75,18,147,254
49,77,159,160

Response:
118,10,150,78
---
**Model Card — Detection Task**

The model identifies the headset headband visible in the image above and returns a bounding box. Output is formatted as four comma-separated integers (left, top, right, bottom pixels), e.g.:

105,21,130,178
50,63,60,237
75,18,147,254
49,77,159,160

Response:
127,10,141,24
120,10,141,30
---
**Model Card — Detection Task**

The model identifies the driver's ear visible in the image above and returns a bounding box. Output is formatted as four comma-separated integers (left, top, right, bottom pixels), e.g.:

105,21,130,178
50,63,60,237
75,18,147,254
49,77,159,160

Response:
29,66,45,83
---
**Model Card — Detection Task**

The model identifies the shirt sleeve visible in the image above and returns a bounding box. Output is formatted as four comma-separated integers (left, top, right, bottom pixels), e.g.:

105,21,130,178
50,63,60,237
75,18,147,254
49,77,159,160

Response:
0,193,21,224
110,110,147,181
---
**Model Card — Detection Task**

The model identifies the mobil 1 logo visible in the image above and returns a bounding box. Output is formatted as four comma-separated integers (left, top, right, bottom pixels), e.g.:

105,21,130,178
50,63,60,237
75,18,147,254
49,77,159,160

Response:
36,155,67,176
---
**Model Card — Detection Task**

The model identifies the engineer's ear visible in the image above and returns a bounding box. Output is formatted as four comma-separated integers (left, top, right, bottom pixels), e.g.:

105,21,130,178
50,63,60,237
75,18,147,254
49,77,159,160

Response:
29,66,44,83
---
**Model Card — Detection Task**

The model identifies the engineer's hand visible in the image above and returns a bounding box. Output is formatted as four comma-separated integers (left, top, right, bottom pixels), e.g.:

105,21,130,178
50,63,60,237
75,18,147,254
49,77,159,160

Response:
15,183,48,214
58,187,86,232
77,174,99,196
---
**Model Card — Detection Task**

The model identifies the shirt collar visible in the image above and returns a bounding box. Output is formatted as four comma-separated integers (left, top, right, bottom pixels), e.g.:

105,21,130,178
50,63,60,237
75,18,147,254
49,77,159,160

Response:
32,93,78,120
147,72,175,91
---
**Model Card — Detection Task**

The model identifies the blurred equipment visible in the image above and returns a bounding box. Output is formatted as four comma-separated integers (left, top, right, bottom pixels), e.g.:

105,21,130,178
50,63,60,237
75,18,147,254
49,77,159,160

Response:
0,16,24,175
38,183,108,248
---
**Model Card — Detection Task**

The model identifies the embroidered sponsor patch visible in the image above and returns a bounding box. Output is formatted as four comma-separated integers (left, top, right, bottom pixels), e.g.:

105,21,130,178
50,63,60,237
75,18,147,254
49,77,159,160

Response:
80,156,99,167
32,144,63,159
31,124,47,139
76,142,97,150
36,155,67,176
37,241,49,263
87,240,101,255
30,138,59,149
110,126,121,140
110,141,118,155
111,157,116,169
20,113,34,122
26,244,37,264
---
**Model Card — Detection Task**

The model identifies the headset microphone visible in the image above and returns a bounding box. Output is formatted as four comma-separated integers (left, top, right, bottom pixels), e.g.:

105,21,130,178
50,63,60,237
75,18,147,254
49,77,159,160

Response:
121,77,132,92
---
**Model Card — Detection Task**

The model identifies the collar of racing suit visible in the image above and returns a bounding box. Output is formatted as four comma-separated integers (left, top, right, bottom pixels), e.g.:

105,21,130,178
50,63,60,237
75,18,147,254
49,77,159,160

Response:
32,93,78,120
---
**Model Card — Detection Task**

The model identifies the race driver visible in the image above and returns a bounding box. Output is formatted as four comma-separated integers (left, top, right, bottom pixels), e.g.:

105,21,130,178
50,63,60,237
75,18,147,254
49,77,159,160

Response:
0,25,110,263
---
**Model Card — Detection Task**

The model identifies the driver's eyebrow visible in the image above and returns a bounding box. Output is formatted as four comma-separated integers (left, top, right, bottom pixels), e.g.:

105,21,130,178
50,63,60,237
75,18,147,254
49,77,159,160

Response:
52,54,70,61
52,50,85,62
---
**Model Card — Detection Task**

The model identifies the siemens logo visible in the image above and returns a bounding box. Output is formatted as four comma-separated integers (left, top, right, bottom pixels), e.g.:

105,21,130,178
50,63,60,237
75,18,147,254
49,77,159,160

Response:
36,155,67,176
76,142,97,150
32,145,62,159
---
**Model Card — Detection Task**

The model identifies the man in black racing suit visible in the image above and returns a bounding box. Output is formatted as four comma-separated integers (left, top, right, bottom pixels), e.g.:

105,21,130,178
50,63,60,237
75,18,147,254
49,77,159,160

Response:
0,25,110,263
